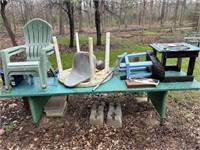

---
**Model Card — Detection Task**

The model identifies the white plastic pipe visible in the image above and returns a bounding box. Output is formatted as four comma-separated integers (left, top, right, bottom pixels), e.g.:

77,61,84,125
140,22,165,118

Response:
105,32,110,71
89,37,95,83
75,32,80,52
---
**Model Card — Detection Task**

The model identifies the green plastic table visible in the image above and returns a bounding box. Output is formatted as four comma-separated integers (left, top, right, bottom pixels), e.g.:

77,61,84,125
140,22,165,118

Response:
0,71,200,125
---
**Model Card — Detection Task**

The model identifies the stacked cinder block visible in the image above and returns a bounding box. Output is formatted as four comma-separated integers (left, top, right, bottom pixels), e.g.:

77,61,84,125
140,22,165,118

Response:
44,96,67,117
89,97,123,128
89,100,105,127
107,101,122,128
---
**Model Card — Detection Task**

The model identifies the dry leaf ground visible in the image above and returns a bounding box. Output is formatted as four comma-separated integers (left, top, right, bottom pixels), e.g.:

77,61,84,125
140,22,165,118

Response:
1,93,200,149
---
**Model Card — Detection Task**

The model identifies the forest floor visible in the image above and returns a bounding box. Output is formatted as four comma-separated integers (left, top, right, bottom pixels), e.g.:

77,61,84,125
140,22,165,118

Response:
0,93,200,149
0,29,200,149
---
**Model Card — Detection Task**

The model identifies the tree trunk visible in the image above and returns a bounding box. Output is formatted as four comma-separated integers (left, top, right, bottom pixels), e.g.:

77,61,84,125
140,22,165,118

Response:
179,0,187,26
88,0,92,27
23,0,29,23
66,1,74,48
165,0,170,21
78,0,83,32
11,1,17,33
20,3,26,25
1,0,17,46
141,0,146,42
197,13,200,32
94,0,101,46
195,0,200,31
118,0,123,31
149,0,154,30
59,5,64,35
173,0,180,31
160,0,166,25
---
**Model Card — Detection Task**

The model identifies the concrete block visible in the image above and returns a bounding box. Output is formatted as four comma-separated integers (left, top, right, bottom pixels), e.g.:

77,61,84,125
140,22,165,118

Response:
135,97,148,103
44,96,67,117
89,100,105,127
107,101,122,128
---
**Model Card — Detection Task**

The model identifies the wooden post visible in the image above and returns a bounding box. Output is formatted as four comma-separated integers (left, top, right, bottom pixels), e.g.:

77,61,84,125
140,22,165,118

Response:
89,37,95,83
75,32,80,52
53,36,63,73
105,32,110,71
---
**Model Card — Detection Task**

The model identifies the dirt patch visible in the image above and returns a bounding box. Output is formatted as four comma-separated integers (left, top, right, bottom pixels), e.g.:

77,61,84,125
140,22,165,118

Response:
0,93,200,149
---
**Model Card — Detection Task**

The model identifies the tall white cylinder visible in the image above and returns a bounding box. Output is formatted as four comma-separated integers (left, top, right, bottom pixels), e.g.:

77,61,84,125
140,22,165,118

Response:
75,32,80,52
89,37,95,82
105,32,110,71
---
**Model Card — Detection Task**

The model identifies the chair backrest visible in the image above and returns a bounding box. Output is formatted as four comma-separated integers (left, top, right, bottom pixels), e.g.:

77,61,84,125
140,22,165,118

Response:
23,18,53,61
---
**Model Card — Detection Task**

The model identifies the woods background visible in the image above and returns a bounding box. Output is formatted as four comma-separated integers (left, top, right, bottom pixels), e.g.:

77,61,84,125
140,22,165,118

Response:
0,0,200,48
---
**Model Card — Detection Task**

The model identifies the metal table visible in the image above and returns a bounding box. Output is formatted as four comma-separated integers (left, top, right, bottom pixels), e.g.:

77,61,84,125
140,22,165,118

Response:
149,43,200,82
0,72,200,125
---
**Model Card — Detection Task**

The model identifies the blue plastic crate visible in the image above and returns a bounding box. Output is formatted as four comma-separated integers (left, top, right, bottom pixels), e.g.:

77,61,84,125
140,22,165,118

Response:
0,70,24,87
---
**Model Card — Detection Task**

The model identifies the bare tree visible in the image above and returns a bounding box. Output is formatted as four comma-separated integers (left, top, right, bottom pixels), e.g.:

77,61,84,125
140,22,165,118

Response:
59,4,64,35
173,0,180,30
47,0,75,48
179,0,187,26
160,0,166,25
149,0,154,30
94,0,101,46
0,0,17,46
78,0,83,32
165,0,170,21
65,1,74,47
141,0,147,42
194,0,200,31
2,0,200,49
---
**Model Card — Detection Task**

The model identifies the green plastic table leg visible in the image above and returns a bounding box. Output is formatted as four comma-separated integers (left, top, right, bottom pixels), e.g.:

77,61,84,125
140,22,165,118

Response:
147,91,168,125
28,96,50,123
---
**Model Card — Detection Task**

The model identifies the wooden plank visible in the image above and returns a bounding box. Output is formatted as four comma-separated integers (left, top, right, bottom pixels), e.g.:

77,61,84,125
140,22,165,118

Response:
163,76,194,82
105,32,110,72
89,37,95,82
125,80,156,88
187,57,196,75
75,32,80,52
146,50,165,81
53,37,63,72
165,65,180,71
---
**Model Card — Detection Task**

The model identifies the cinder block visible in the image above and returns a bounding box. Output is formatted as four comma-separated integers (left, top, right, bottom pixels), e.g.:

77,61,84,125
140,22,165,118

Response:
89,100,105,127
107,101,122,128
44,96,67,117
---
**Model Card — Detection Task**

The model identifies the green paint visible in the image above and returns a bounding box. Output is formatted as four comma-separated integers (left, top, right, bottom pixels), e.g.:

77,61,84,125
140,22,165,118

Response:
28,96,50,123
148,91,168,119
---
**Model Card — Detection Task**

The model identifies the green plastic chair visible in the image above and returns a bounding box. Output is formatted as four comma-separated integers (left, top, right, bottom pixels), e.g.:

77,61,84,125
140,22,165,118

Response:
1,18,55,91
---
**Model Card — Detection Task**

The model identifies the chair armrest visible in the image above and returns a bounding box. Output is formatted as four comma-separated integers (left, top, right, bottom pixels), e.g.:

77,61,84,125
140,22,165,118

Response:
41,44,54,56
1,45,26,56
0,45,26,63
